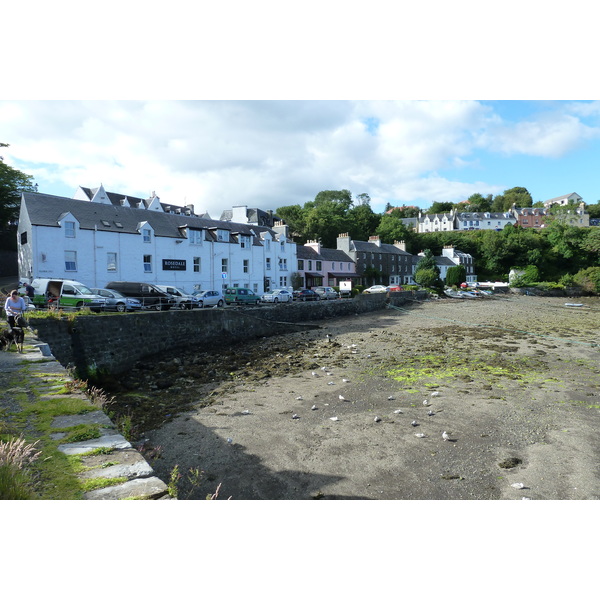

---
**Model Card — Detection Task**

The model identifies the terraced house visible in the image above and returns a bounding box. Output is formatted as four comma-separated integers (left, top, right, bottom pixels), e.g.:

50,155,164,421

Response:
17,185,295,294
336,233,416,287
296,240,357,288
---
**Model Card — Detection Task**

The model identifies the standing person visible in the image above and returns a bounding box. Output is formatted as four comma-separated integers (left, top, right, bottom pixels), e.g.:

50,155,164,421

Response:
4,290,27,330
23,282,35,300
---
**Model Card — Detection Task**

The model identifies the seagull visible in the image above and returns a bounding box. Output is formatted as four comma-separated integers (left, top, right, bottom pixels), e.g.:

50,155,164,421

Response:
241,410,251,415
423,399,430,406
442,431,450,441
342,378,350,383
330,416,340,421
296,396,303,401
511,482,525,489
393,409,403,414
326,372,333,376
388,395,395,401
292,414,300,420
311,405,318,410
415,433,426,438
431,391,441,397
338,394,345,401
226,438,233,444
328,381,335,385
374,416,382,422
312,371,318,377
427,410,435,416
411,420,418,427
321,366,327,371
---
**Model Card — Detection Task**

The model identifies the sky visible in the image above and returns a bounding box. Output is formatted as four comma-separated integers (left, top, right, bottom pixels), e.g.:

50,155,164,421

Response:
3,1,600,224
2,99,600,218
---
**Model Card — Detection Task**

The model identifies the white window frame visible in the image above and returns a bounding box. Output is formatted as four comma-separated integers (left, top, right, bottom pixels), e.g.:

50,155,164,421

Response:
243,259,249,273
143,254,152,273
266,257,271,271
65,221,76,238
107,252,117,272
143,228,152,243
193,257,201,273
221,258,228,273
189,229,202,245
65,251,77,271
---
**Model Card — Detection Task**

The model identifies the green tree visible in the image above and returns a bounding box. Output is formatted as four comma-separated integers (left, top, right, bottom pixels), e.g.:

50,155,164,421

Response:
375,212,415,246
492,187,533,211
427,201,454,214
347,203,381,242
414,249,441,288
275,204,309,242
445,264,466,287
0,144,37,227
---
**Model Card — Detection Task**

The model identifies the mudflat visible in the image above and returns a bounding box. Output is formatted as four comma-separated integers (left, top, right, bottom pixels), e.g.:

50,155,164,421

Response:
143,294,600,500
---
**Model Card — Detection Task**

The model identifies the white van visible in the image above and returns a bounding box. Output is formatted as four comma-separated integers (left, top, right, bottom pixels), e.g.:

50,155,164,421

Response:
30,278,106,311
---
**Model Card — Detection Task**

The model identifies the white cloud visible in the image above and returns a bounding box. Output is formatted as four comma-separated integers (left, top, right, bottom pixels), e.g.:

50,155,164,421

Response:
1,100,599,217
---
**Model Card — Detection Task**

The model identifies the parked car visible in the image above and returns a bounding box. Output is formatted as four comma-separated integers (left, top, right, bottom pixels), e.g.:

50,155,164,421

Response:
192,289,224,308
261,289,293,303
314,286,339,300
294,289,320,301
156,285,200,310
30,278,106,311
387,284,402,292
105,281,176,311
90,288,143,312
363,285,388,294
224,287,261,305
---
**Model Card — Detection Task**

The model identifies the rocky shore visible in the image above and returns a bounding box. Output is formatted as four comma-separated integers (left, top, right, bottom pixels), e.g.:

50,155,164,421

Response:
105,294,600,500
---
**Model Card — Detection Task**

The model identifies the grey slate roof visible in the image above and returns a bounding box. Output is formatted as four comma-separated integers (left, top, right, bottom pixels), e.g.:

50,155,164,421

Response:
21,192,283,244
317,247,354,262
351,240,412,256
297,245,322,260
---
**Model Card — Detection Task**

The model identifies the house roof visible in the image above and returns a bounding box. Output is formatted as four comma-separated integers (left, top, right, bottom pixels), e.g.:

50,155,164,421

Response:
351,240,412,255
318,247,354,262
455,212,514,220
297,245,322,260
21,192,285,244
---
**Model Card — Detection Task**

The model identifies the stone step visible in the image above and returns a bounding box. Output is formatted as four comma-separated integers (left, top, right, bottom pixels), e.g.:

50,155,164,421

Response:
57,433,132,455
83,476,168,500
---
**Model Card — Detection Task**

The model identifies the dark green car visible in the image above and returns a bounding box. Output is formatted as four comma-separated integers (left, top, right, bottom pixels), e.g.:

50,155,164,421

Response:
224,287,261,305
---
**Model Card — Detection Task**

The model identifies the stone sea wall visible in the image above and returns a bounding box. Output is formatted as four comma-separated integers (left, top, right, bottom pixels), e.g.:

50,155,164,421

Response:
28,292,424,377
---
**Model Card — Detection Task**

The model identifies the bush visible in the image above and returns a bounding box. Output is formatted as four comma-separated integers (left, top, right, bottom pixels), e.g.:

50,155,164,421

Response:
573,267,600,293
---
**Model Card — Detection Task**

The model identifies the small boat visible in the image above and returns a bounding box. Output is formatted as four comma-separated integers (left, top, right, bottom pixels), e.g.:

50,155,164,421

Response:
565,303,584,307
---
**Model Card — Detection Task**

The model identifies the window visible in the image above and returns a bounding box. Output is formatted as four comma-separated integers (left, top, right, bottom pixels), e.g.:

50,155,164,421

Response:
217,229,228,242
221,258,228,273
65,221,76,238
264,239,271,250
331,262,336,270
20,232,27,245
240,235,251,249
65,251,77,271
279,276,287,287
143,228,152,243
253,283,258,293
189,230,202,244
107,252,117,271
143,255,152,272
279,258,287,270
280,241,285,251
308,260,312,270
243,259,249,273
298,259,304,270
193,257,201,273
266,258,271,270
316,261,322,270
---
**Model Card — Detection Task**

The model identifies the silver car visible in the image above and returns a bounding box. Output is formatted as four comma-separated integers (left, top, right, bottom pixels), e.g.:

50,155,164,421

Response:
91,288,143,312
261,289,293,303
192,289,224,308
314,286,339,300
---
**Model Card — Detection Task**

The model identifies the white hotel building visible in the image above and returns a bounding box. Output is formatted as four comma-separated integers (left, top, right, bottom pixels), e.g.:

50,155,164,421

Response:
17,185,296,294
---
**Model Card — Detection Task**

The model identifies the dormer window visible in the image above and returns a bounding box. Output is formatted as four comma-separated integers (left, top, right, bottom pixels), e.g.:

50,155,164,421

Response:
240,234,251,249
189,229,202,244
217,229,229,242
65,221,76,238
143,228,152,243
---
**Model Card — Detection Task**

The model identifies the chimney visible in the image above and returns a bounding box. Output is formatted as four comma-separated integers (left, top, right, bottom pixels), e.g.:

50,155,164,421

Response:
337,232,351,252
394,240,406,251
368,235,381,247
231,206,249,223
